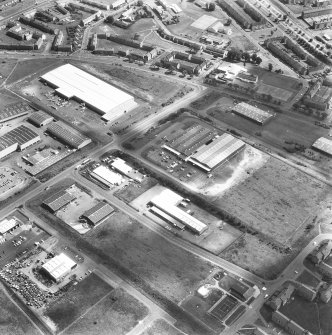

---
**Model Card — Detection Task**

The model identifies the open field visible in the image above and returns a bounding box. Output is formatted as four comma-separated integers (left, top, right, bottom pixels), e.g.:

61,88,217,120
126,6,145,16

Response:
86,210,213,303
6,58,65,85
73,62,186,106
216,157,329,245
63,288,149,335
0,59,18,85
0,89,20,108
45,273,113,333
141,319,184,335
0,282,41,335
221,234,294,279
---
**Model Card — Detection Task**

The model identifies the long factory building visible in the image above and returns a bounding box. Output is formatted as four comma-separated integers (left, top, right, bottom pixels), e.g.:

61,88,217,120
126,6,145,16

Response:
0,125,40,160
40,64,137,121
149,188,207,235
162,126,245,173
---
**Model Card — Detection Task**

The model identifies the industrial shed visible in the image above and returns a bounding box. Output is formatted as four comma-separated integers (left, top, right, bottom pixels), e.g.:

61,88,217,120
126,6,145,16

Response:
82,201,114,226
0,102,33,123
41,253,77,282
47,122,91,149
187,134,245,172
0,125,40,159
150,189,207,235
28,111,54,127
232,102,274,125
40,64,137,121
43,190,76,212
312,137,332,156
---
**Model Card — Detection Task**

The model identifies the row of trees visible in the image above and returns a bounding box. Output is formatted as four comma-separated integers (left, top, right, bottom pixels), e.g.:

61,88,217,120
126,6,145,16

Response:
226,48,263,65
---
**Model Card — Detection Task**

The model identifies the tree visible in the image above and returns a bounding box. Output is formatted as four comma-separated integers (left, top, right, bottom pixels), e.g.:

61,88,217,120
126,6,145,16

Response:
255,56,262,65
137,0,143,5
225,18,232,26
268,63,273,71
242,52,250,62
208,2,215,11
105,15,115,24
251,53,257,62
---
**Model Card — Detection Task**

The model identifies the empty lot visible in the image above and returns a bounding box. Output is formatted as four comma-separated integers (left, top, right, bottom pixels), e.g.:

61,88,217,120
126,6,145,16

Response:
216,157,329,245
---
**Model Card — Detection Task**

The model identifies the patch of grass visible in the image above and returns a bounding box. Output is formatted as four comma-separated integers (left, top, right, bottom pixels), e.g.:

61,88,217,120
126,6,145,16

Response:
45,273,113,332
63,288,148,335
141,319,184,335
0,282,41,335
296,270,321,288
190,90,223,110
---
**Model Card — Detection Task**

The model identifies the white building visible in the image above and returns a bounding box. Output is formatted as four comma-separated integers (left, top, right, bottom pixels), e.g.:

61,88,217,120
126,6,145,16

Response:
40,64,137,122
0,218,20,236
91,165,123,187
42,253,77,282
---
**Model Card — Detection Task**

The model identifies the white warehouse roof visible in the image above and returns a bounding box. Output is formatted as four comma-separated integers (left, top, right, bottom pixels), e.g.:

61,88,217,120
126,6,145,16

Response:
40,64,137,120
111,157,132,175
42,253,76,281
312,137,332,156
91,165,123,186
0,218,18,235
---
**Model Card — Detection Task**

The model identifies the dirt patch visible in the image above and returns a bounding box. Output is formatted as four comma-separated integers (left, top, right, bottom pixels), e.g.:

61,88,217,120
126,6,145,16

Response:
141,319,184,335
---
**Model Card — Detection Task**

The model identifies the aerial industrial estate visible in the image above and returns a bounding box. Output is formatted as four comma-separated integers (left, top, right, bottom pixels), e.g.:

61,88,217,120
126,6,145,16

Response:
0,0,331,334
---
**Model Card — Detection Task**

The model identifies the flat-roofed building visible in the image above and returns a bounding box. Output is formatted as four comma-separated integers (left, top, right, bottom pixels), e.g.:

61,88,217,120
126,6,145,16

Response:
151,190,207,235
312,137,332,156
28,111,54,127
0,218,20,236
41,253,77,282
232,102,274,125
43,190,76,212
47,122,91,149
40,64,137,121
22,149,51,165
82,202,114,226
187,134,245,172
91,165,123,187
110,157,144,182
150,206,186,230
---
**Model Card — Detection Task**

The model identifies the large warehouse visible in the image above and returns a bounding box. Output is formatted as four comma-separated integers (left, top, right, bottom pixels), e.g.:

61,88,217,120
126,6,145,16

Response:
187,134,246,172
47,122,91,149
40,64,137,121
41,253,77,282
150,188,207,235
0,125,40,160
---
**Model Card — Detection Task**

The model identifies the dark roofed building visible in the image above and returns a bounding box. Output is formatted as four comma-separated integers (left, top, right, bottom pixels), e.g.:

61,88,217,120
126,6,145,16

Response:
222,275,255,300
0,102,33,122
47,122,91,149
0,125,40,151
82,202,114,226
43,190,76,212
28,111,54,127
266,284,295,311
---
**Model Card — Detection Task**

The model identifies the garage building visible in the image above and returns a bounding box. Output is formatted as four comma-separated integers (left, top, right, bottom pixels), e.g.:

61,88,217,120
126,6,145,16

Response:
0,102,33,123
187,133,245,172
28,111,54,127
41,253,77,282
43,189,76,212
82,201,114,226
47,122,91,149
0,218,20,236
40,64,137,121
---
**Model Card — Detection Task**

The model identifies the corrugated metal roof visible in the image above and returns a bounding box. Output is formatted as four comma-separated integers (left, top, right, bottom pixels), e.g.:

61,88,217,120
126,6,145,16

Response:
43,190,76,212
312,137,332,156
28,111,53,126
83,202,114,225
0,125,39,150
